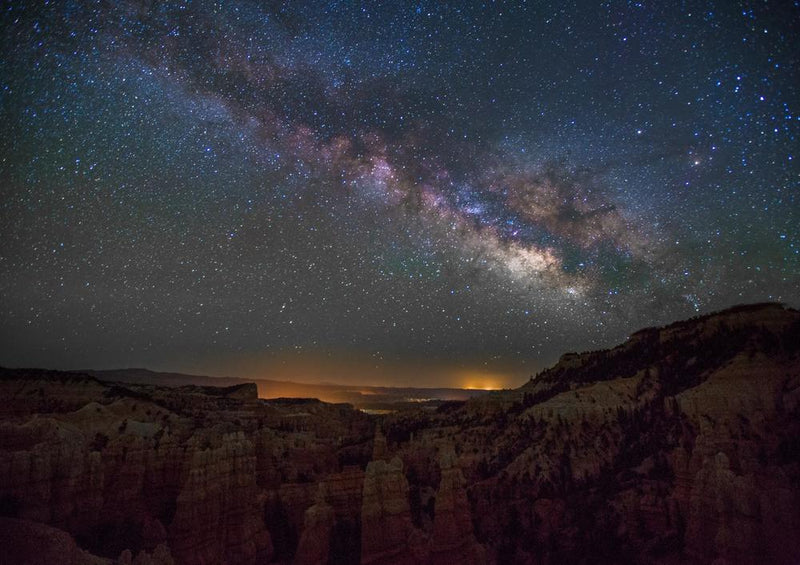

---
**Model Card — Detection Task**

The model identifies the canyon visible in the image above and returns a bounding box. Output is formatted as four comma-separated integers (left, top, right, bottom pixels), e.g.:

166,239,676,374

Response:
1,302,799,564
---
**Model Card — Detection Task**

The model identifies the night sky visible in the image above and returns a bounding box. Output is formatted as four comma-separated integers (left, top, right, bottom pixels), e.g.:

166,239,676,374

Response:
1,1,798,388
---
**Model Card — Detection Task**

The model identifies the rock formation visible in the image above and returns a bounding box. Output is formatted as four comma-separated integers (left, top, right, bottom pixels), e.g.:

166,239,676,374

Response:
0,369,373,565
360,457,423,565
293,485,336,565
2,303,799,564
429,448,484,565
380,303,800,564
167,432,272,565
0,516,174,565
372,426,388,461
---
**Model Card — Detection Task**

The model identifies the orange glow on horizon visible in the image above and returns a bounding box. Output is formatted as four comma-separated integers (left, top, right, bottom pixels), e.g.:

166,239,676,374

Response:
458,370,507,391
176,350,529,390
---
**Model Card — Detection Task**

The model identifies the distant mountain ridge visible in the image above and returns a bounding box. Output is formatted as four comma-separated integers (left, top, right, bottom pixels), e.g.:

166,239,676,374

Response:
77,368,248,388
76,367,489,409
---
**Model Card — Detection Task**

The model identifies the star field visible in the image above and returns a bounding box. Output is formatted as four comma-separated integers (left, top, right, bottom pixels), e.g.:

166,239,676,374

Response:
1,1,798,387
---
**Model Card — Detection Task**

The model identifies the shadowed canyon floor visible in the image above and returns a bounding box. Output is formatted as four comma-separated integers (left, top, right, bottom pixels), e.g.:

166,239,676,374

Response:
1,303,800,564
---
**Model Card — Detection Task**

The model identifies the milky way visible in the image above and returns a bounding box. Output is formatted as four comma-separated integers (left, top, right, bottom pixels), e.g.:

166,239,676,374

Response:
1,1,798,386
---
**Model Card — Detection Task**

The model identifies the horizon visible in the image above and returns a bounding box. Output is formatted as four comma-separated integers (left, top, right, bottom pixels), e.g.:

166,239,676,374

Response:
15,357,524,391
8,300,794,392
84,365,512,391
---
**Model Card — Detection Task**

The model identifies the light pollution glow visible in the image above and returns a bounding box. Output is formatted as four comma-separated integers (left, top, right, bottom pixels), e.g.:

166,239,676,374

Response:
163,351,525,390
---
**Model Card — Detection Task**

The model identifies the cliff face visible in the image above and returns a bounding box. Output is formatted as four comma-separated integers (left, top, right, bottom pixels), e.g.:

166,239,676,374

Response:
1,303,799,565
381,303,800,564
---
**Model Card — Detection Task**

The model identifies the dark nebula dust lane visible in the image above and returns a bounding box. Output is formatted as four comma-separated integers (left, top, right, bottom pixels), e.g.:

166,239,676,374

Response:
1,1,798,386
